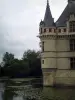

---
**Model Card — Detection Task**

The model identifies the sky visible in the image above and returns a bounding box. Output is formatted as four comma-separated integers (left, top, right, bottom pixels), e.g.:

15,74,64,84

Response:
0,0,68,61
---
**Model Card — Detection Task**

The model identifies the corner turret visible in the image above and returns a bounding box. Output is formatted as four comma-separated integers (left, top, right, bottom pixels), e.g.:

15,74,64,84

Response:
39,0,55,34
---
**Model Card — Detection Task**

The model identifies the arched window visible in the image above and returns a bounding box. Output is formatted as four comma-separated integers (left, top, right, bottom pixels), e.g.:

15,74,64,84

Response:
69,21,75,32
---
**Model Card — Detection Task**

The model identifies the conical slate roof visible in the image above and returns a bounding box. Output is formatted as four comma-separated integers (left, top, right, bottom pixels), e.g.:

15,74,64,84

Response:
56,1,75,27
44,0,54,27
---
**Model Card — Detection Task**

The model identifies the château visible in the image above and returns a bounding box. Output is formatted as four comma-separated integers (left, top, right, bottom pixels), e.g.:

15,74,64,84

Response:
39,0,75,86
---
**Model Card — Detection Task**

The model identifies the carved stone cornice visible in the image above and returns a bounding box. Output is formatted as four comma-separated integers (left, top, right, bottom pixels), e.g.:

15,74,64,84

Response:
39,34,75,39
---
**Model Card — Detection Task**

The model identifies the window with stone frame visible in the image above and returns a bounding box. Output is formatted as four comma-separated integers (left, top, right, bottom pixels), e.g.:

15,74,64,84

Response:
40,28,42,33
59,29,61,33
42,60,44,64
70,58,75,69
70,39,75,51
49,28,51,32
42,42,44,52
54,29,56,33
64,28,66,32
69,21,75,32
44,28,46,32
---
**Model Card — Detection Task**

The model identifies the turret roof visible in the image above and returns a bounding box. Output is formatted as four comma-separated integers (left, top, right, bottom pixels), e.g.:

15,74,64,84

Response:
44,0,54,27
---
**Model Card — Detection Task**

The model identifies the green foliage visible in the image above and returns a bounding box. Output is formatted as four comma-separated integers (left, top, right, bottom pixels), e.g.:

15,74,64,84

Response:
22,50,42,77
3,52,14,67
10,59,30,77
23,50,40,61
1,50,42,78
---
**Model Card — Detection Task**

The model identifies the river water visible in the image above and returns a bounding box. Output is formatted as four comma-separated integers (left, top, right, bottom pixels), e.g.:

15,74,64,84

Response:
0,78,75,100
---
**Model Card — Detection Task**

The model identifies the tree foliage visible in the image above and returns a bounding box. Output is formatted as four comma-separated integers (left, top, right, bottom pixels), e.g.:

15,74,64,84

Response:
3,52,14,67
22,50,42,77
0,50,42,78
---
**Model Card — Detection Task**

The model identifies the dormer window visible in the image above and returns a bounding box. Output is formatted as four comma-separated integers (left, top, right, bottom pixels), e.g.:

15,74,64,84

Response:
69,21,75,32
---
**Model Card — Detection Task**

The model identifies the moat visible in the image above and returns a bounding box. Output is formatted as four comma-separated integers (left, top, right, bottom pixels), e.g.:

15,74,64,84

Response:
0,78,75,100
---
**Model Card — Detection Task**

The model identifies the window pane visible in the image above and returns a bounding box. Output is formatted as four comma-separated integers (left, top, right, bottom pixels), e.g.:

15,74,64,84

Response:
49,28,51,32
42,42,44,52
42,60,44,64
74,62,75,68
71,58,73,62
70,44,73,50
54,29,56,33
59,29,61,32
64,28,66,32
74,44,75,50
41,28,42,33
70,58,75,69
70,39,75,51
71,62,73,69
69,21,75,32
44,29,46,32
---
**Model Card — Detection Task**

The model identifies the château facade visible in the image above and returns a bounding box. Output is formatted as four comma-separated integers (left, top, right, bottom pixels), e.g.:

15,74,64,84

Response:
39,0,75,86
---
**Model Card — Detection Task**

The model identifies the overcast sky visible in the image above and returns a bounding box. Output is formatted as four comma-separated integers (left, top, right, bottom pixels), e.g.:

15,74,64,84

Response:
0,0,68,61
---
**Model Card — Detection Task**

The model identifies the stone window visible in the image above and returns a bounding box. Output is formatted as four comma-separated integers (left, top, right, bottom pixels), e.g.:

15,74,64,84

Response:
64,28,66,32
54,29,56,33
69,21,75,32
42,60,44,64
59,29,61,33
70,39,75,51
40,28,42,33
49,28,51,32
44,28,46,32
42,42,44,52
70,58,75,69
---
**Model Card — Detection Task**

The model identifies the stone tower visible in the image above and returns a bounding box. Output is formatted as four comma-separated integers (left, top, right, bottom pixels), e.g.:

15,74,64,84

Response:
39,0,75,86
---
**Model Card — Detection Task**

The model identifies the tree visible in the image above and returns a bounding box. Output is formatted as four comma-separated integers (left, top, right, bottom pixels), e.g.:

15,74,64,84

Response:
23,50,42,77
3,52,14,67
23,50,41,63
1,50,42,78
9,59,30,78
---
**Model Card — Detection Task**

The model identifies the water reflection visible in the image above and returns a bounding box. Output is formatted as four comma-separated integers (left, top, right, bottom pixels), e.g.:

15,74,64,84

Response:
1,78,75,100
0,78,43,100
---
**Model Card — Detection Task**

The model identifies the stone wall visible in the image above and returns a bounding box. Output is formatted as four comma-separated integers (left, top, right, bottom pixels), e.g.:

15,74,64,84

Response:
43,70,75,86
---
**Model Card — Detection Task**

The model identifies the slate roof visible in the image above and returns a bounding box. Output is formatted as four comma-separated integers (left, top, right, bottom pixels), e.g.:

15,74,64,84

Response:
43,0,54,27
56,1,75,27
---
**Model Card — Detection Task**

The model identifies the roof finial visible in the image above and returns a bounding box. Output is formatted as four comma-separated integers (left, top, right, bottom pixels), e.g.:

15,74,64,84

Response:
68,0,75,3
47,0,49,5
